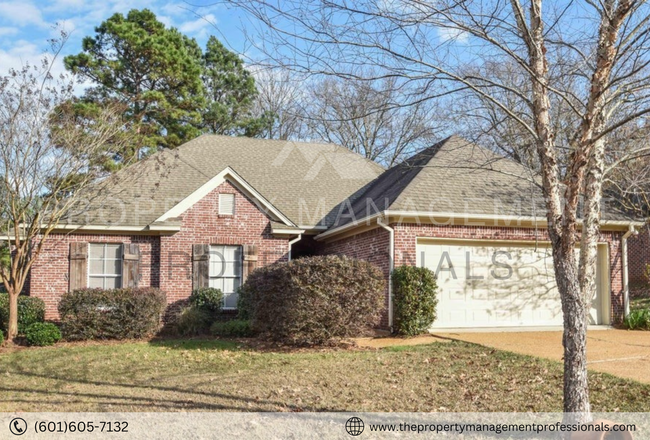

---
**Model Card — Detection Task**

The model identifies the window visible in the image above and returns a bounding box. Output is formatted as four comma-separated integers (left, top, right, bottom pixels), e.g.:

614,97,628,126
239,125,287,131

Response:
88,243,122,289
219,193,235,215
209,245,242,309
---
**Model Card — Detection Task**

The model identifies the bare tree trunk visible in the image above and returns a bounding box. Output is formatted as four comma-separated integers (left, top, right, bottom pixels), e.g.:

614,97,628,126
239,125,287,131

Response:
557,260,591,420
7,289,18,341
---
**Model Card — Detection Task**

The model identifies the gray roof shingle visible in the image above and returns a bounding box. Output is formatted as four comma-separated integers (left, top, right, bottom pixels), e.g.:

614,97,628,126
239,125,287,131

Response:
330,135,634,228
70,135,384,229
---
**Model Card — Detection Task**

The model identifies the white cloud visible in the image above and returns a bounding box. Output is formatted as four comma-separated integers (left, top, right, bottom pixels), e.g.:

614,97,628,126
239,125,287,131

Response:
178,13,217,34
437,27,469,44
0,26,18,36
0,1,47,27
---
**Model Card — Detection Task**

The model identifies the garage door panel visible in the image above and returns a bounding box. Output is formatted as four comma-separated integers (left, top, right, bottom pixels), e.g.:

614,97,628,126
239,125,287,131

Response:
416,240,605,329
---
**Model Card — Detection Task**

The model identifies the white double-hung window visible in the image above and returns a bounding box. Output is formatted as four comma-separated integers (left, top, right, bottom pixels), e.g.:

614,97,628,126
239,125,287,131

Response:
88,243,123,289
209,245,242,309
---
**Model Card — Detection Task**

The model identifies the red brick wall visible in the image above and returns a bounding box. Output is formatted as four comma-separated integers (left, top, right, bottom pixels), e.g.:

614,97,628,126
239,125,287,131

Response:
322,223,625,327
29,234,160,320
628,225,650,287
159,180,290,308
29,180,290,320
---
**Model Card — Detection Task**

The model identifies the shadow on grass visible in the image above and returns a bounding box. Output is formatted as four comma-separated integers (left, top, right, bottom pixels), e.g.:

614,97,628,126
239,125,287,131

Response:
2,369,332,411
148,338,241,351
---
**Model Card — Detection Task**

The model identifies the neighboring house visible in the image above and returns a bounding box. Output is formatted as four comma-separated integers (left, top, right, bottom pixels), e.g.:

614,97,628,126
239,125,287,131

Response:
627,225,650,289
27,135,642,330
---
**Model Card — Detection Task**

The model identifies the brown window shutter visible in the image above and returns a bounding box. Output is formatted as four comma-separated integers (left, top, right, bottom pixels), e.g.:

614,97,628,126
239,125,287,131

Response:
69,242,88,291
122,243,141,288
192,244,210,290
242,245,258,284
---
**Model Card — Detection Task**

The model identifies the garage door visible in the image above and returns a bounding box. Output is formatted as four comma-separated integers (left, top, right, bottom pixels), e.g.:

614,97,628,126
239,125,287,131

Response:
416,239,610,329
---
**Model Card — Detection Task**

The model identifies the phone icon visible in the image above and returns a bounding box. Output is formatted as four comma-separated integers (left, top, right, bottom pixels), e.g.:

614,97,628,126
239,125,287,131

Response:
9,417,27,436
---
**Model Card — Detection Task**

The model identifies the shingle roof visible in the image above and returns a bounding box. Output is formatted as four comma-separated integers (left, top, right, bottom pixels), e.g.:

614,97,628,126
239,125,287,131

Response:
71,135,384,229
331,135,633,228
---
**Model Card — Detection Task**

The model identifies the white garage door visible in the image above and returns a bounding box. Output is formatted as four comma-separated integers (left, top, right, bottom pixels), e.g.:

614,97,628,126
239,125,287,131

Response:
416,239,610,329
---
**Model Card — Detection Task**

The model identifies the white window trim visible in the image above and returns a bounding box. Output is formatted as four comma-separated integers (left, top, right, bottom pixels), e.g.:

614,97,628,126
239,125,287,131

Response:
209,245,242,310
87,243,123,289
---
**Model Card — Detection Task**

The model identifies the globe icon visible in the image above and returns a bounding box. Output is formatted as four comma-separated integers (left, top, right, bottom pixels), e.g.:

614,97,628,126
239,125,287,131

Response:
345,417,364,436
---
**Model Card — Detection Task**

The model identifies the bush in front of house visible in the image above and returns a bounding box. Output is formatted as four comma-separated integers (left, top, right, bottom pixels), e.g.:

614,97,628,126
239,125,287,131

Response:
624,308,650,330
175,306,212,336
211,319,253,337
240,255,385,345
189,287,224,317
0,293,46,334
58,288,166,341
0,330,4,345
25,322,62,346
392,265,438,336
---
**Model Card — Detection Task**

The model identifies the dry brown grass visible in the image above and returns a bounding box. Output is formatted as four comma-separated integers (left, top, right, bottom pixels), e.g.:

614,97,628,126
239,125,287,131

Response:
0,339,649,412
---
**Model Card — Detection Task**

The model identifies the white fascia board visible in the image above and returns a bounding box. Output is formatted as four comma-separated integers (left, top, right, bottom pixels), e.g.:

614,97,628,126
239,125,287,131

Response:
316,210,643,241
154,166,295,227
385,210,644,229
272,228,306,235
314,213,382,241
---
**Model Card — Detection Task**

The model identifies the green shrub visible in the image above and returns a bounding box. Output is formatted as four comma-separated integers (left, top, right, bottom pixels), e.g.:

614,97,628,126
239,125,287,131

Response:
0,330,4,346
0,293,46,334
175,306,211,336
241,255,385,345
624,308,650,330
236,287,252,320
25,322,62,346
189,287,224,317
211,319,253,337
392,265,438,336
58,288,166,341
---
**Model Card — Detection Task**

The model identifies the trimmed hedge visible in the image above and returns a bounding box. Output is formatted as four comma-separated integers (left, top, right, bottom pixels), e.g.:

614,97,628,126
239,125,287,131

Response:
0,293,45,334
25,322,61,346
392,266,438,336
211,319,253,337
189,287,224,317
175,306,211,336
58,288,167,341
240,255,385,345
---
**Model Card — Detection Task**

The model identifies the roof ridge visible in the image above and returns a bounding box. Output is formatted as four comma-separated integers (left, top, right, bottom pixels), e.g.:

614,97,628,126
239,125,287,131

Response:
192,134,386,172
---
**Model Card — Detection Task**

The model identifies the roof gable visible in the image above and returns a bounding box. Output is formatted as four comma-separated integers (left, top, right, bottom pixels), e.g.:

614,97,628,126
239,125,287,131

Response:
155,166,295,226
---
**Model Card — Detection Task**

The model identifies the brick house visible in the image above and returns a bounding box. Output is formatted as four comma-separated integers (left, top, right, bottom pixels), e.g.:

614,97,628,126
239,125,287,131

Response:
28,135,642,330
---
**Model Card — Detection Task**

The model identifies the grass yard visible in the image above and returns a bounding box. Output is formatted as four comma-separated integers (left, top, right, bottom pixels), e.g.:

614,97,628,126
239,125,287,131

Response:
1,339,649,412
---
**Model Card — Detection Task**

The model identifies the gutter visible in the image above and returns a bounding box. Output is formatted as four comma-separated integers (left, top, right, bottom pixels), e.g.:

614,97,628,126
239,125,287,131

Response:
377,216,394,331
315,210,644,242
622,224,639,318
288,234,302,261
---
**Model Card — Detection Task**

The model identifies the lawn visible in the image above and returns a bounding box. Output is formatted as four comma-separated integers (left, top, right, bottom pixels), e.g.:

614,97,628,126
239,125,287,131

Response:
1,339,649,412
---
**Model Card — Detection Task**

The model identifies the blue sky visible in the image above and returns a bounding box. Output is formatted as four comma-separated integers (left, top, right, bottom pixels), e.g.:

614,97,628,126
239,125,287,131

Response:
0,0,250,79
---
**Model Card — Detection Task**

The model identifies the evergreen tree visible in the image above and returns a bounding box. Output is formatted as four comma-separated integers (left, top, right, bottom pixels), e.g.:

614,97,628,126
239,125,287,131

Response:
201,36,271,136
64,9,205,170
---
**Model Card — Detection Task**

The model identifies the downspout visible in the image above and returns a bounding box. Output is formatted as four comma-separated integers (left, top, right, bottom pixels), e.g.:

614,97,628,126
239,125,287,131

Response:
377,216,394,331
622,224,638,318
288,234,302,261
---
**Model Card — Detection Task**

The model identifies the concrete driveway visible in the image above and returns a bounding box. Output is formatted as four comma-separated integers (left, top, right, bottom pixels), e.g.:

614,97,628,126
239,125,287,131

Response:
433,329,650,384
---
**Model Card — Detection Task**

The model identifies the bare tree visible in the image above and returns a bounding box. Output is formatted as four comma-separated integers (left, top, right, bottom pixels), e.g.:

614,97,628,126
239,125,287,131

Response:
0,42,132,344
253,68,308,140
219,0,650,421
305,76,441,167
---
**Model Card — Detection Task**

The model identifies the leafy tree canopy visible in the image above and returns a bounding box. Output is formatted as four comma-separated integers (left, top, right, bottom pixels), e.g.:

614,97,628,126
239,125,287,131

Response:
64,9,267,171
